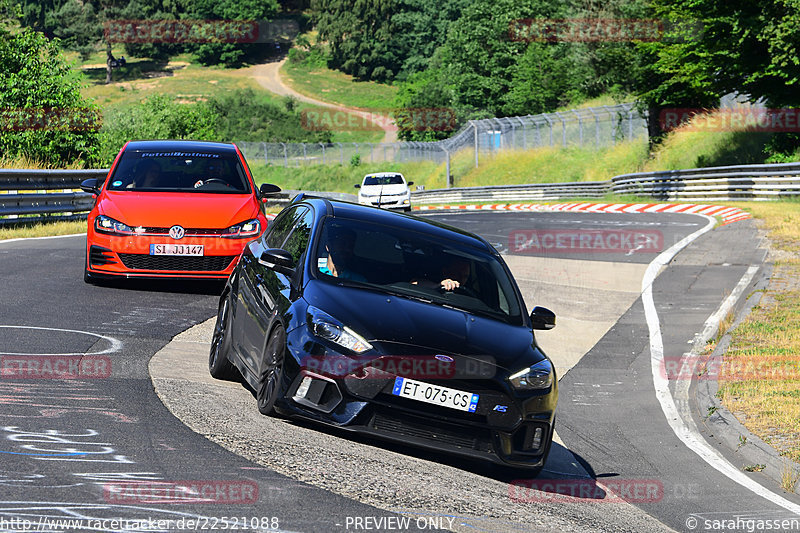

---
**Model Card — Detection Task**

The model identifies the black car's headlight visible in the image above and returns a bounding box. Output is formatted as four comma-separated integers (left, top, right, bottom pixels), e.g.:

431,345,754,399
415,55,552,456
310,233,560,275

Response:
95,215,134,236
222,219,261,238
307,306,372,354
508,360,553,390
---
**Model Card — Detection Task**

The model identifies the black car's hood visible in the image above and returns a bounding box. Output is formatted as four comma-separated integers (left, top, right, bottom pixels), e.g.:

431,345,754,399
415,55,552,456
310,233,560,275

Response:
303,280,542,371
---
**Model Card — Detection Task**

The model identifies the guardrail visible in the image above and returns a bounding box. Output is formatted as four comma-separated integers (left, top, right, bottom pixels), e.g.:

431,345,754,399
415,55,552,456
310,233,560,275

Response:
2,162,799,225
0,169,108,225
412,162,800,204
0,169,355,225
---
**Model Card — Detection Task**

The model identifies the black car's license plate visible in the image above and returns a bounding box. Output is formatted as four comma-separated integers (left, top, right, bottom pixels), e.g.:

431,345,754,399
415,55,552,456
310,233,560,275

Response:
392,377,479,413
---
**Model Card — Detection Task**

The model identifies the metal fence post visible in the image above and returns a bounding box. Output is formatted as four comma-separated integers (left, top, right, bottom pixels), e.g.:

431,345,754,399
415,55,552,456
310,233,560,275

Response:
543,115,554,146
302,143,307,165
572,110,583,146
262,142,268,165
338,143,343,165
602,105,616,145
472,121,479,168
320,142,326,165
628,108,634,140
281,143,288,167
587,108,600,147
517,117,526,149
444,147,451,188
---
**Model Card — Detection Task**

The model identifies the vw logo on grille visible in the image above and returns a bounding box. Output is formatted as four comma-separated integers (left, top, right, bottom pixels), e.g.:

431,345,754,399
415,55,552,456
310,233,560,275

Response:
434,354,454,363
168,225,185,240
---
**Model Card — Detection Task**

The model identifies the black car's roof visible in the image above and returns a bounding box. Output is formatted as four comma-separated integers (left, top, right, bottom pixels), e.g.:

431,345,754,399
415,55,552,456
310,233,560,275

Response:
123,140,239,154
305,198,493,252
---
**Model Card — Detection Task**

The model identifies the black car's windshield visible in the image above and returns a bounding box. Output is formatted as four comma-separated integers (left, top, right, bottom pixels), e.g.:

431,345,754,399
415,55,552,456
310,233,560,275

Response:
363,174,404,186
315,217,523,324
105,149,251,193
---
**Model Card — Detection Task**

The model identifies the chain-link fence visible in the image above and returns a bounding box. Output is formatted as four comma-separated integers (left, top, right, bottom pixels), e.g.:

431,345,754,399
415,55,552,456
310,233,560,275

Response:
238,103,647,181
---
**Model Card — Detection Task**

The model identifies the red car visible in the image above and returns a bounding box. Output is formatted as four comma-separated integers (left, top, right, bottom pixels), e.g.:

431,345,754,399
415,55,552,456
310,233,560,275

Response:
80,140,279,283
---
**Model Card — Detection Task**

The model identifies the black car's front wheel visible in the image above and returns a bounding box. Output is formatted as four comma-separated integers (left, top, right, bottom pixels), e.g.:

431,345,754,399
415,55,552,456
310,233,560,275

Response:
257,324,286,416
209,293,239,380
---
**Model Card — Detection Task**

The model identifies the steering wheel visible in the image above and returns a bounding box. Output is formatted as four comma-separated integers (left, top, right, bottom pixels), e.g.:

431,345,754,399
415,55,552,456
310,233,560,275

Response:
202,178,231,187
439,284,480,299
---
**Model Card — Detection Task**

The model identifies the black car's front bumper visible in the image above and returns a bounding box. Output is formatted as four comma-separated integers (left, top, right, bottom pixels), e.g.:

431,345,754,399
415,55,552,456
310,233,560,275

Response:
275,366,556,470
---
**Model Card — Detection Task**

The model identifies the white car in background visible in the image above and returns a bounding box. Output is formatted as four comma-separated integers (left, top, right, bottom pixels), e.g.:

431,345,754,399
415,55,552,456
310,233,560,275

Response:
355,172,413,211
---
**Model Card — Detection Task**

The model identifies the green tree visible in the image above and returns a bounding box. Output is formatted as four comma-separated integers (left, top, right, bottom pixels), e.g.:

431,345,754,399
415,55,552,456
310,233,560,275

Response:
634,0,800,142
312,0,397,81
0,27,101,165
188,0,280,67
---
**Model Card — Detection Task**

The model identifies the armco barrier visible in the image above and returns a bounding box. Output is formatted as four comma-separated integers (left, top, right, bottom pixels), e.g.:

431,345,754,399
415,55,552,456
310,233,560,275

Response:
412,161,800,204
0,169,108,225
0,169,355,225
1,161,799,225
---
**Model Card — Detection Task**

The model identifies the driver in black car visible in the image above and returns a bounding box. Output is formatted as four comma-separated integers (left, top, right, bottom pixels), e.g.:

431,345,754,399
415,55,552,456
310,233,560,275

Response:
411,256,473,292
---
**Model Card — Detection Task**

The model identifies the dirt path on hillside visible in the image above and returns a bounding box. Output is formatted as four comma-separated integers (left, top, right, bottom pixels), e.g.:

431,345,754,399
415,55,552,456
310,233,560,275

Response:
248,58,398,144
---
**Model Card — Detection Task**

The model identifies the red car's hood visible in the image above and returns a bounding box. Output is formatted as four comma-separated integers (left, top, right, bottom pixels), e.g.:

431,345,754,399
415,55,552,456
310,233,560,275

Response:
97,192,259,228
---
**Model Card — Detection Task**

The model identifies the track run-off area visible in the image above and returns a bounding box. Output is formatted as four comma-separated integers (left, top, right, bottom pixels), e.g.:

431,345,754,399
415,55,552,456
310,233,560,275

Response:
1,208,799,533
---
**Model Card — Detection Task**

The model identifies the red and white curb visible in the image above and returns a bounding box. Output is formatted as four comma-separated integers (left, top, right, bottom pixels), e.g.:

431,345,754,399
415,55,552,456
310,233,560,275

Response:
413,202,751,225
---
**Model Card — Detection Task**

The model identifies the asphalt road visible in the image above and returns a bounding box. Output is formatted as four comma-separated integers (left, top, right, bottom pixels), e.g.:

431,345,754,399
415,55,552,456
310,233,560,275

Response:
1,211,797,533
0,235,418,532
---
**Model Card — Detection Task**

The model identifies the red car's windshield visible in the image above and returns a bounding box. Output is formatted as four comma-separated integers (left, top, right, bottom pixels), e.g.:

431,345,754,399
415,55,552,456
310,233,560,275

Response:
106,149,251,193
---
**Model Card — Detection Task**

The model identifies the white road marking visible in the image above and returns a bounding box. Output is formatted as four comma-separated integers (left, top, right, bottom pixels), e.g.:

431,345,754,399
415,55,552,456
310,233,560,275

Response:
642,215,800,514
0,233,85,246
0,326,121,356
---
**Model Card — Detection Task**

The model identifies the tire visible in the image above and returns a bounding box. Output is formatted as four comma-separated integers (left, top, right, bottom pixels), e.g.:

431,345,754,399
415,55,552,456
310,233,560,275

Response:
209,293,240,380
257,324,286,416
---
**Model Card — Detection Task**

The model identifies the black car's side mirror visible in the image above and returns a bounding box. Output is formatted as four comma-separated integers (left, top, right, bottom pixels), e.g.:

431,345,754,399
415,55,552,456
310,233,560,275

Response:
259,248,294,275
530,306,556,330
80,178,100,194
407,181,414,186
259,183,281,197
354,184,361,189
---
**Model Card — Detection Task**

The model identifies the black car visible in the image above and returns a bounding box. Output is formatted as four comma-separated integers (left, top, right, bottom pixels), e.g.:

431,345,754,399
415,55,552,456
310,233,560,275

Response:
209,195,558,472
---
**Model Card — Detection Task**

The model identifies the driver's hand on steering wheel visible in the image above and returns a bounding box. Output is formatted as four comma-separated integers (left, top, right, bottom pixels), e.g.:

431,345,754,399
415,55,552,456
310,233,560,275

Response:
440,278,460,291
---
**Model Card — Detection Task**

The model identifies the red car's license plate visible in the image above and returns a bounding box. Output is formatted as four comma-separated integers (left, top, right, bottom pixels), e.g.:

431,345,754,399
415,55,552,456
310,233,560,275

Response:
150,244,204,256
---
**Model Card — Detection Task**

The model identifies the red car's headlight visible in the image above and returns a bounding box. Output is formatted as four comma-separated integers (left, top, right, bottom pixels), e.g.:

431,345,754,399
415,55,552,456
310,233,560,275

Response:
95,215,134,236
221,219,261,239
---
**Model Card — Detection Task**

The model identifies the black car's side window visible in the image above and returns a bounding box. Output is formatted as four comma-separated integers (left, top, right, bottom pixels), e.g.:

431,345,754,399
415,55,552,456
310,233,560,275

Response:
281,208,314,267
264,206,308,250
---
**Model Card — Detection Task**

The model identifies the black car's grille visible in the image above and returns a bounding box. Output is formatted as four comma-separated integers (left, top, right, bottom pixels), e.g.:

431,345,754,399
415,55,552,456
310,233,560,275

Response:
371,411,492,453
118,254,235,272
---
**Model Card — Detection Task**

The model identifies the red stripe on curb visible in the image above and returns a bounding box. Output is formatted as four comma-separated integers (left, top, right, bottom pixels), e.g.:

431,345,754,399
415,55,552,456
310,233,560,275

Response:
412,202,751,224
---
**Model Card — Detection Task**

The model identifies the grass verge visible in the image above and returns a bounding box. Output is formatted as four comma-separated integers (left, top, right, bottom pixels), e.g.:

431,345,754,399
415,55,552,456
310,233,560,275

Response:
716,200,800,465
0,220,86,241
281,60,398,111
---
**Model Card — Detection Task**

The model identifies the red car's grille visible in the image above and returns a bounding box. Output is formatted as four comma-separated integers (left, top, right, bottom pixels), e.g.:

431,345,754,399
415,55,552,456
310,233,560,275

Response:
138,227,228,236
118,254,235,272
